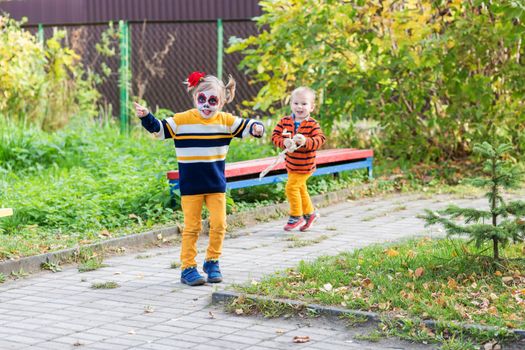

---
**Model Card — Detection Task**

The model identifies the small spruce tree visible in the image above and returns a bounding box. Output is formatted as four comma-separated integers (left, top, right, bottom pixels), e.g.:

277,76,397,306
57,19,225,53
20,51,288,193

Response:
423,142,525,260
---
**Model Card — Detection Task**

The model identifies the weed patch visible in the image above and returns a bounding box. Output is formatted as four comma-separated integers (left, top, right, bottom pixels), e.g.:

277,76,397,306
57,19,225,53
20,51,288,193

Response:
91,281,119,289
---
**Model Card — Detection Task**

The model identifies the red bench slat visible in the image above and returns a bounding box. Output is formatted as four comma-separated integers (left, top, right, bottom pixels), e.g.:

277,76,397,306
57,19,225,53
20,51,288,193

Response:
167,148,373,180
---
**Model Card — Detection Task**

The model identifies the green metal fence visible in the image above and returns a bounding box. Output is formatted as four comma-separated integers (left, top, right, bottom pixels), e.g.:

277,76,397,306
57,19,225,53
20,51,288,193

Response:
34,19,258,133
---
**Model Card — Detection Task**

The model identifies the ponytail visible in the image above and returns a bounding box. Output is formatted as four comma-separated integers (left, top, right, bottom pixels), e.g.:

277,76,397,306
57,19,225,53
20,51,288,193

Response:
224,75,236,104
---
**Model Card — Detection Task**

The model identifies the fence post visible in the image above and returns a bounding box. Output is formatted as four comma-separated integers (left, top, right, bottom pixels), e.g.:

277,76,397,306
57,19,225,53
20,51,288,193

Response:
217,18,223,80
37,23,44,47
119,20,130,134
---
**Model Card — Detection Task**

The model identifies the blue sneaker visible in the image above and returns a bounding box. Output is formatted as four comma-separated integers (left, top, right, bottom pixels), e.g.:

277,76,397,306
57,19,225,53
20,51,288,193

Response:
180,267,205,286
203,260,223,283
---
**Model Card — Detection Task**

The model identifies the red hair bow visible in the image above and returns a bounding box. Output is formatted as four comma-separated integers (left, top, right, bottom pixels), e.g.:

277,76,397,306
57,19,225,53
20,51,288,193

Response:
187,71,206,89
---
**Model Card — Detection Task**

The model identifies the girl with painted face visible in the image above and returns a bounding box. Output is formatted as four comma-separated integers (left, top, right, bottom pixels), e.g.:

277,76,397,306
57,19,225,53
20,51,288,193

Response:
135,72,264,286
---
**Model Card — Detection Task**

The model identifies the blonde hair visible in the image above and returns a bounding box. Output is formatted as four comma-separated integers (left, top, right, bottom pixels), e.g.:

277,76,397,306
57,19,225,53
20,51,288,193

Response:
291,86,316,104
188,75,236,105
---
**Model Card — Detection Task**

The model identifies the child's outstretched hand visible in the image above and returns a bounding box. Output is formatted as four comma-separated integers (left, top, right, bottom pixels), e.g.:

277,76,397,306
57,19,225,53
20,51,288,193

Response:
252,124,264,137
134,102,149,118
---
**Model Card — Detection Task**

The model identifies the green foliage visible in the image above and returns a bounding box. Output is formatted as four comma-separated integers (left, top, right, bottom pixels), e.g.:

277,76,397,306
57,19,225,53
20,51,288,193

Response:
0,122,176,255
0,15,100,130
229,0,525,163
423,142,525,259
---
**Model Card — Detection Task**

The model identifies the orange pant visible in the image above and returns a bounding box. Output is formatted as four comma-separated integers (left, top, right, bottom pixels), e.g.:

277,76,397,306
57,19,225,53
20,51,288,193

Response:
180,193,226,269
285,172,314,217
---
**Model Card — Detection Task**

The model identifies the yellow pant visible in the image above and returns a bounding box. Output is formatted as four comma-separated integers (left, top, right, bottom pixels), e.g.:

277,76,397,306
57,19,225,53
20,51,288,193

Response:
285,172,314,217
180,193,226,269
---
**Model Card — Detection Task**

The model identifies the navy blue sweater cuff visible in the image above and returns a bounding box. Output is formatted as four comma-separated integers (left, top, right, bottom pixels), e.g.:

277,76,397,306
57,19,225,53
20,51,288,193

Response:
141,113,160,133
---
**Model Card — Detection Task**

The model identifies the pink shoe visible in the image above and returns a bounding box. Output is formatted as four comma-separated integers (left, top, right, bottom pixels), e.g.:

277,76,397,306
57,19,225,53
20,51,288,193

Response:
300,212,319,232
284,216,304,231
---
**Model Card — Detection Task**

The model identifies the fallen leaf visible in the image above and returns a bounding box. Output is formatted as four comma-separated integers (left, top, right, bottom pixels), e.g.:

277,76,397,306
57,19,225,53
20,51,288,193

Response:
362,278,374,289
144,305,154,314
385,248,400,257
484,340,501,350
323,283,333,292
208,311,215,319
235,308,244,315
276,329,285,334
494,271,502,277
128,329,136,335
157,233,163,240
502,276,514,284
293,336,310,343
407,250,417,258
414,267,424,278
378,302,390,310
447,278,457,290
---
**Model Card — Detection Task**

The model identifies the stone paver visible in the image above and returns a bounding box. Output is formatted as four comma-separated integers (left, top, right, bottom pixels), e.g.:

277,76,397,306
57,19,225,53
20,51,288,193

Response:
0,193,519,349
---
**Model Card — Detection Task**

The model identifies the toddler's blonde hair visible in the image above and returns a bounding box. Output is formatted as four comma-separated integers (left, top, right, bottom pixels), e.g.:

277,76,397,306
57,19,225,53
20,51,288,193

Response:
291,86,316,104
188,75,236,105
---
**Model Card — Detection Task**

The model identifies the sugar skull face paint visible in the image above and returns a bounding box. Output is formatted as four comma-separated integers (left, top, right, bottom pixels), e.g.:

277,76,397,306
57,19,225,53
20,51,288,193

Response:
195,89,220,119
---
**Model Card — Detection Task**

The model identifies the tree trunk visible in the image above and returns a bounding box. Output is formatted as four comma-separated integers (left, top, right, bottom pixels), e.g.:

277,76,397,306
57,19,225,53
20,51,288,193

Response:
493,237,499,260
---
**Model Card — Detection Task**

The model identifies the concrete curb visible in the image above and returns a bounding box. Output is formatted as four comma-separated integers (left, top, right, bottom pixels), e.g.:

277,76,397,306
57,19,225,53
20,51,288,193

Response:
0,184,365,276
212,290,379,322
212,290,525,339
0,226,180,276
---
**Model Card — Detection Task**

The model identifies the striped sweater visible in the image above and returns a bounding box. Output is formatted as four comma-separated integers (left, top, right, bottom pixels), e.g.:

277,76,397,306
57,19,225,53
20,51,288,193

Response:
141,108,263,195
271,115,326,174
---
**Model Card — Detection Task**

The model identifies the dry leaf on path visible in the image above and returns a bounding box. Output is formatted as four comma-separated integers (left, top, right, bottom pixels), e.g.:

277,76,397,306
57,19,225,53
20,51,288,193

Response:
235,308,244,315
208,311,216,319
293,336,310,343
144,305,155,314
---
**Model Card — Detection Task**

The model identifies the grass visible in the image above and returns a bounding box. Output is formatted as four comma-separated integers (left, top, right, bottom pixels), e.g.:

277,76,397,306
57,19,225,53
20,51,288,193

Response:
284,234,330,248
0,273,5,283
77,249,107,272
78,258,107,273
233,238,525,345
91,281,119,289
41,261,62,272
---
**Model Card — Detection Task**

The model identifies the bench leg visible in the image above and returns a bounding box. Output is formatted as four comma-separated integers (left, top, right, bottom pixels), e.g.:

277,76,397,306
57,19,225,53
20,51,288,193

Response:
169,180,180,206
366,157,373,179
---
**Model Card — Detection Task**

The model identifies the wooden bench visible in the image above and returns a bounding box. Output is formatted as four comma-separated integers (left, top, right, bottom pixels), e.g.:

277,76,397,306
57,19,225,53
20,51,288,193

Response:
0,208,13,218
167,148,373,196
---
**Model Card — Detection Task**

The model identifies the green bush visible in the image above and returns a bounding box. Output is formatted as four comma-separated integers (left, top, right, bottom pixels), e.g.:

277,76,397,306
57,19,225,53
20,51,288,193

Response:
0,15,99,130
228,0,525,164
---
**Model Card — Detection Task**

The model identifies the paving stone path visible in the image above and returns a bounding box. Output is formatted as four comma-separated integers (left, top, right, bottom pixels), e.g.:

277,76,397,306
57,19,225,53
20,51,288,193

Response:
0,193,508,349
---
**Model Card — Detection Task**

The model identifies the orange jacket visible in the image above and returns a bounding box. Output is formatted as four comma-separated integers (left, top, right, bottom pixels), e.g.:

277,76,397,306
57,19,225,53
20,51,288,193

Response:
271,116,326,174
